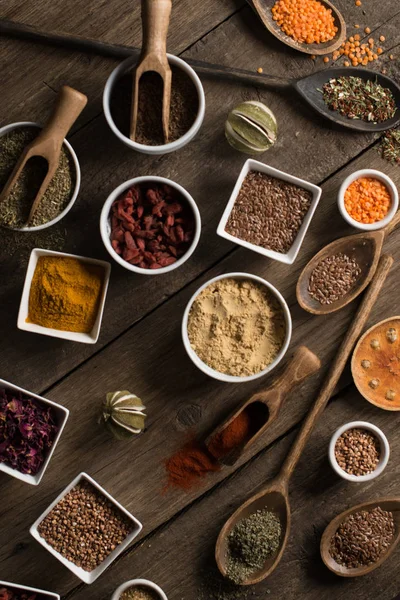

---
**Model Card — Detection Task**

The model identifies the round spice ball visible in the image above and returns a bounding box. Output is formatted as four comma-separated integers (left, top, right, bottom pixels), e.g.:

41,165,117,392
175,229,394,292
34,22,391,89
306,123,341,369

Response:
225,101,277,155
334,427,380,476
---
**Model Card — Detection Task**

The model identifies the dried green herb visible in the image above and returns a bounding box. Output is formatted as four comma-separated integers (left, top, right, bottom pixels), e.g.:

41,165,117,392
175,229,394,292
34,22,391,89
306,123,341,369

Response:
379,128,400,164
321,76,396,123
226,509,281,584
0,127,75,228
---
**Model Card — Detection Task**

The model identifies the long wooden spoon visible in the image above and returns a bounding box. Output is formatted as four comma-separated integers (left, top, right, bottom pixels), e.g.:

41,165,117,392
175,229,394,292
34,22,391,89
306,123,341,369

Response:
215,254,393,586
0,85,87,228
130,0,172,142
321,497,400,577
297,210,400,315
1,23,399,132
205,346,321,465
246,0,346,55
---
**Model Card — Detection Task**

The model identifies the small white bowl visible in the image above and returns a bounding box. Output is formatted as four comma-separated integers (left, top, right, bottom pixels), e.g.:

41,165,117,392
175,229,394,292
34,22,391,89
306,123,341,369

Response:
0,378,69,486
329,421,390,483
103,54,205,155
338,169,399,231
112,579,168,600
17,248,111,344
30,472,143,584
0,580,60,600
217,159,322,265
182,272,292,383
100,176,201,275
0,121,80,231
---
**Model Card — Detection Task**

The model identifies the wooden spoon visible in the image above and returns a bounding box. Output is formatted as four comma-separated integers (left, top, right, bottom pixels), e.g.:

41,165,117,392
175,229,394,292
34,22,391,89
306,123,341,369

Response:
205,346,321,465
130,0,172,142
215,254,393,586
0,85,87,228
247,0,346,55
321,498,400,577
297,210,400,315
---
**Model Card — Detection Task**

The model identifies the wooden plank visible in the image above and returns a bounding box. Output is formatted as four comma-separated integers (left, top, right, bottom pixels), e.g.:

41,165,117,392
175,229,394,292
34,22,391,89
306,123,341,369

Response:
64,384,400,600
0,141,399,594
1,7,400,395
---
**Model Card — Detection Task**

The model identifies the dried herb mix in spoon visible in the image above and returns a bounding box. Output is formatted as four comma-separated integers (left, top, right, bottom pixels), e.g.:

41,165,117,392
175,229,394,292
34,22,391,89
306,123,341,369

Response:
226,509,282,584
322,76,396,123
0,127,75,228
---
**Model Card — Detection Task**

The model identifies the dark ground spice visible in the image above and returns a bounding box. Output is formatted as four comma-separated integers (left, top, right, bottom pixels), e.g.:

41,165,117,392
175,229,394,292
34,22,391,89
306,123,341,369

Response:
0,127,75,228
110,65,199,145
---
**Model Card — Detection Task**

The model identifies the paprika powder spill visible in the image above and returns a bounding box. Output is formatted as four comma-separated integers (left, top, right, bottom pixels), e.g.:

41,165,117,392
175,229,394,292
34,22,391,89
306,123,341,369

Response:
164,440,220,491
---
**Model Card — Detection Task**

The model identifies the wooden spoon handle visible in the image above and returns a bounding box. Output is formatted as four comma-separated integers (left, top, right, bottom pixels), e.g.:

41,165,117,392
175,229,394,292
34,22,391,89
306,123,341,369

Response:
141,0,171,59
279,254,393,484
384,209,400,238
35,85,87,149
258,346,321,405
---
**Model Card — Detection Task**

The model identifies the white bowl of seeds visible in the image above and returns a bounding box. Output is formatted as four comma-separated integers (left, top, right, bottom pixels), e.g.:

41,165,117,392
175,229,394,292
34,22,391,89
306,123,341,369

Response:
112,579,168,600
329,421,390,483
182,272,292,383
0,121,80,231
217,159,322,265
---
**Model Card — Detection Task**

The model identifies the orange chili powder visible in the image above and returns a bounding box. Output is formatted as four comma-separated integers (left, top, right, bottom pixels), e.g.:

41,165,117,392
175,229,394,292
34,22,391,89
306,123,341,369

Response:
271,0,338,44
344,177,391,224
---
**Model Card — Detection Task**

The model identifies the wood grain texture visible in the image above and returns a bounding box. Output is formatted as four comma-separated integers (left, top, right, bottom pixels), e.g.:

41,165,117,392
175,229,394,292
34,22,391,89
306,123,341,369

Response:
0,1,400,599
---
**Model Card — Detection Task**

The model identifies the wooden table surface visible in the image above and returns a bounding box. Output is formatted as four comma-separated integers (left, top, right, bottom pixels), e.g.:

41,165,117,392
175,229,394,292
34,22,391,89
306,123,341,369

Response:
1,0,400,598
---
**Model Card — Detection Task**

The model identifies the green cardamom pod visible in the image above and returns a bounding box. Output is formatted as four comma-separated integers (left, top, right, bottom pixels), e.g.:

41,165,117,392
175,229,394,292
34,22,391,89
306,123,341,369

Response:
100,390,146,440
225,101,278,155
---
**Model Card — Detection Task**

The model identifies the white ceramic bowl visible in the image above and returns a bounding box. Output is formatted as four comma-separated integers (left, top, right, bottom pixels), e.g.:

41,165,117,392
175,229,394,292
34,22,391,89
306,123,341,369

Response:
17,248,111,344
217,158,322,265
30,472,143,584
182,272,292,383
0,580,60,600
329,420,390,483
0,379,69,486
100,176,201,275
112,579,168,600
0,121,80,231
103,54,205,155
338,169,399,231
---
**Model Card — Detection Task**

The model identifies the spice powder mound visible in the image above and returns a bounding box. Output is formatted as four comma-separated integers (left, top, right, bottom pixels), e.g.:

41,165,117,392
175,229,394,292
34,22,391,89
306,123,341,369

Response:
329,506,395,568
225,171,313,254
28,256,104,333
187,278,286,377
37,480,134,572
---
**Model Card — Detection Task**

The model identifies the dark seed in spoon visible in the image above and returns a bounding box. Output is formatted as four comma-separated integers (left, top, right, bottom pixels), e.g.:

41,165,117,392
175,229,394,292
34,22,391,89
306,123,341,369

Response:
308,252,361,305
329,506,395,568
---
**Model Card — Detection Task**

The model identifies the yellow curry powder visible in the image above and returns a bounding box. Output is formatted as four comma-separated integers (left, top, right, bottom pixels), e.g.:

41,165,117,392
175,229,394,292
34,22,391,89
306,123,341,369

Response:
27,256,104,333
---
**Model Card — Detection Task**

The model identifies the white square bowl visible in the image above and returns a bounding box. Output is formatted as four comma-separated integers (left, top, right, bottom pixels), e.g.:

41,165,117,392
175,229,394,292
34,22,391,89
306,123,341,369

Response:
217,159,322,265
17,249,111,344
30,472,143,584
0,378,69,486
0,580,60,600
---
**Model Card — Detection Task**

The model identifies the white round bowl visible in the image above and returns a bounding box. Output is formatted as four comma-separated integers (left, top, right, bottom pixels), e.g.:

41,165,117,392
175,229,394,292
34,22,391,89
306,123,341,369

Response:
111,579,168,600
100,175,201,275
0,121,80,232
103,54,205,155
182,272,292,383
338,169,399,231
329,420,390,483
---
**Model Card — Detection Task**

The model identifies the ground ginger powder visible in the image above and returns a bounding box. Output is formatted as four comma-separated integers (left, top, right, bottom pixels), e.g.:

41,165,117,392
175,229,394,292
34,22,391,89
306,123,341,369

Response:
28,256,104,333
187,278,286,377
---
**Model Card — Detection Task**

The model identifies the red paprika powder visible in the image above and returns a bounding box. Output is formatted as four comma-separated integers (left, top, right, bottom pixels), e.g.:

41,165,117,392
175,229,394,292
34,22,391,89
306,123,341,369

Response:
207,410,252,460
164,441,220,491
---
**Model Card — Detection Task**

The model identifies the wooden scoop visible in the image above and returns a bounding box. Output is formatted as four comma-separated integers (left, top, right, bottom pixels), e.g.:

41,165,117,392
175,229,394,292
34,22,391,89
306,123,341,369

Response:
205,346,321,465
130,0,172,142
0,85,87,228
321,498,400,577
247,0,346,56
297,210,400,315
215,254,393,586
